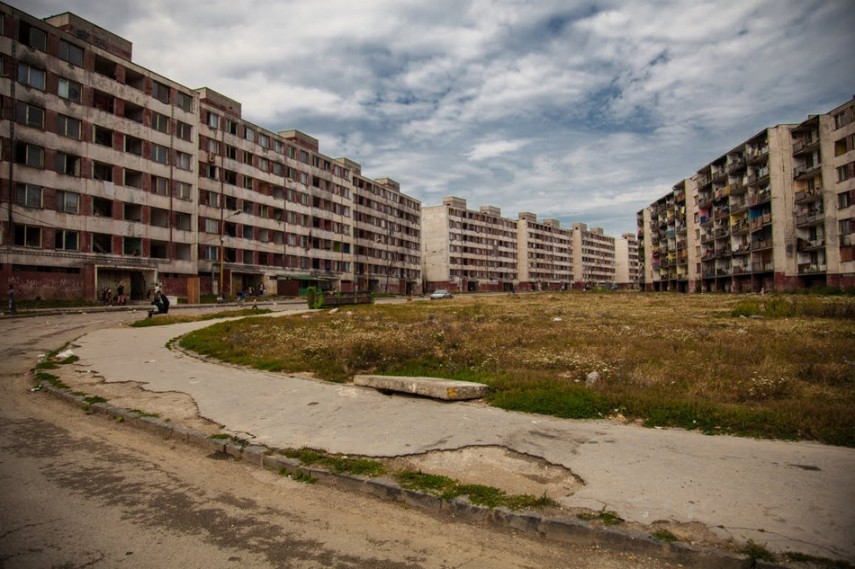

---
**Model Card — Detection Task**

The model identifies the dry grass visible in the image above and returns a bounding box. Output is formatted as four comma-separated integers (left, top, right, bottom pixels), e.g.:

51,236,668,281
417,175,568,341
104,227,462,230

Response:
179,292,855,446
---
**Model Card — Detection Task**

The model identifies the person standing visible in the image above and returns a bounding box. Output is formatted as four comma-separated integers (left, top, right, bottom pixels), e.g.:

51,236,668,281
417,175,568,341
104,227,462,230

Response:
8,284,16,315
116,282,126,305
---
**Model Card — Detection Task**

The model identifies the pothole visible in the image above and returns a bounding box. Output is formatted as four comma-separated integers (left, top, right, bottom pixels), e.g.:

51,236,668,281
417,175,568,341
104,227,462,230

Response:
389,446,583,499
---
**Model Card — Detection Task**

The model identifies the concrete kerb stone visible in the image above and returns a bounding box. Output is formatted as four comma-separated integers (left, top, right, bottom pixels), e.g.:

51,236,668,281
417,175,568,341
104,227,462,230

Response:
36,382,789,569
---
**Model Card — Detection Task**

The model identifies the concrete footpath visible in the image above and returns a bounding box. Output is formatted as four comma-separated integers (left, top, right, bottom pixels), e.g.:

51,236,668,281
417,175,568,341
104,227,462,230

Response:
68,314,855,564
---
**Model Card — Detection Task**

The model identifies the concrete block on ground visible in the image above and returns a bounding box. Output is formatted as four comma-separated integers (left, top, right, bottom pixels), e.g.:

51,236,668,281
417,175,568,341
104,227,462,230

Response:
241,445,267,467
353,375,488,400
539,517,597,546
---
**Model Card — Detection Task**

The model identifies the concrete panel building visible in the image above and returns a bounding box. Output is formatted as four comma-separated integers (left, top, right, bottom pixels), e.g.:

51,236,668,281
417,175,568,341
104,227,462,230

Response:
1,3,421,301
571,223,615,288
516,212,573,291
638,96,855,292
614,232,639,289
420,197,517,293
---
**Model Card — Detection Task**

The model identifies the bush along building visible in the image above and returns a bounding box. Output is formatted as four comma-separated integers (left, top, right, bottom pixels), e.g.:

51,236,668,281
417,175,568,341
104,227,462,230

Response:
1,3,421,302
638,96,855,292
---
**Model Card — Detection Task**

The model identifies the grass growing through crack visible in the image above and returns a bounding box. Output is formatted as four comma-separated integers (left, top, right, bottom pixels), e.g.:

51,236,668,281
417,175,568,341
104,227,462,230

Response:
395,470,558,510
279,448,386,477
179,292,855,446
577,509,624,526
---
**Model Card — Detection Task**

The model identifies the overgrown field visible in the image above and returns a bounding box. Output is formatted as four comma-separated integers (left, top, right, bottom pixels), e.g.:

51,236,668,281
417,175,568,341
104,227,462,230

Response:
179,293,855,446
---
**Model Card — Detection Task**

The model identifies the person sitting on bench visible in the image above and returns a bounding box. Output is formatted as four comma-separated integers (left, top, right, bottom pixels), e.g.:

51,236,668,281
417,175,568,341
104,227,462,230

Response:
148,291,170,317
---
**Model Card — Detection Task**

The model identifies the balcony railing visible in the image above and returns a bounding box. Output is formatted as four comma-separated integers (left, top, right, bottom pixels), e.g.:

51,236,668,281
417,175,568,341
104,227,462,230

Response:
794,163,821,179
798,263,827,274
751,262,774,272
797,238,825,251
751,238,773,251
727,158,747,174
794,186,823,203
795,210,824,227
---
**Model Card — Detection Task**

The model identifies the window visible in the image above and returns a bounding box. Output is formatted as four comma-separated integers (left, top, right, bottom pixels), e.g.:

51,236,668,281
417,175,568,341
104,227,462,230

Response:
93,125,113,147
18,63,46,89
92,161,113,181
259,157,269,171
16,184,43,208
124,169,143,189
226,145,237,160
151,175,169,195
94,55,116,79
174,182,192,200
55,230,78,251
151,208,169,227
176,92,193,112
19,22,47,51
259,133,269,149
58,78,82,102
92,233,112,254
243,225,254,239
54,152,80,176
59,40,84,66
226,119,237,135
175,212,192,231
125,136,142,155
244,127,255,142
207,139,220,154
840,192,852,210
203,246,219,261
839,163,854,183
152,81,170,104
15,142,44,168
56,190,80,213
151,143,169,164
207,112,220,129
176,152,192,170
57,115,82,139
176,121,192,141
205,218,219,233
14,224,42,247
15,101,44,128
152,111,170,133
123,203,143,222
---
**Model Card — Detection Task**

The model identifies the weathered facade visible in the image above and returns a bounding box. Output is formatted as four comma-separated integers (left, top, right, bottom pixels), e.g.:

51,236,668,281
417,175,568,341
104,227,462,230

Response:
1,3,420,302
638,97,855,292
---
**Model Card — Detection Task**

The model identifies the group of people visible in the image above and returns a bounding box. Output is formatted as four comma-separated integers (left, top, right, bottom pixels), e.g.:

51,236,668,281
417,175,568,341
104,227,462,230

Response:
101,282,128,306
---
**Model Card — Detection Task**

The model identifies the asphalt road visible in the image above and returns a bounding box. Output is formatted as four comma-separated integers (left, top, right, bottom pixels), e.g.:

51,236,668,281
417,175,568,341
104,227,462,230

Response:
0,310,681,569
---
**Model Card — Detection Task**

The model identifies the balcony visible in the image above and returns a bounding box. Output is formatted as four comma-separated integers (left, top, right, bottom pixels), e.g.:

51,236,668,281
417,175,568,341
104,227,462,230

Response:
730,199,748,214
732,264,749,275
795,210,824,227
750,213,772,231
751,261,774,272
727,158,747,175
797,238,825,251
749,190,771,206
751,238,773,251
747,146,769,163
714,226,730,239
793,137,820,156
798,263,827,274
794,163,821,180
794,186,823,204
747,171,770,187
714,206,731,220
729,180,747,195
731,243,751,255
712,168,727,183
698,194,713,208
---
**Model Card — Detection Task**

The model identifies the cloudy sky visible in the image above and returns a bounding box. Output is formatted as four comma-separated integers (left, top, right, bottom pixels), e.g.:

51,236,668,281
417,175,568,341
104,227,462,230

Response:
17,0,855,236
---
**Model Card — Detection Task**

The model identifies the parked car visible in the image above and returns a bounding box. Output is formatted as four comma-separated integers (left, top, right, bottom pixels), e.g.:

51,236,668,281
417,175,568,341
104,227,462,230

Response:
430,289,453,300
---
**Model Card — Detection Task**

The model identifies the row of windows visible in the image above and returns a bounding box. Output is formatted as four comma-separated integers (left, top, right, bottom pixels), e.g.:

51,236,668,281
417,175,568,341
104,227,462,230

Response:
16,63,194,141
15,141,194,175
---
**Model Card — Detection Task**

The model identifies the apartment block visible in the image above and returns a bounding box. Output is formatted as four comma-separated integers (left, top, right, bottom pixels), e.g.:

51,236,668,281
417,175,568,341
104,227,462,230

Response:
421,197,621,292
1,3,421,301
614,232,639,288
637,96,855,292
421,197,518,292
571,223,615,287
515,212,573,291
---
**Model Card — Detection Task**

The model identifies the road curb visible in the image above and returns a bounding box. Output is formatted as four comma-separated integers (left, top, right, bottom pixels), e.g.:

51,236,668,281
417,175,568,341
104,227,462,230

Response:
35,380,792,569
